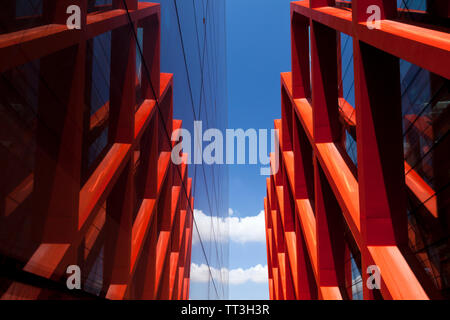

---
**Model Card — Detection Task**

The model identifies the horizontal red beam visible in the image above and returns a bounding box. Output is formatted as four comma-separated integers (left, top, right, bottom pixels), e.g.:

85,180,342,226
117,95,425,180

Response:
0,3,159,73
291,1,450,79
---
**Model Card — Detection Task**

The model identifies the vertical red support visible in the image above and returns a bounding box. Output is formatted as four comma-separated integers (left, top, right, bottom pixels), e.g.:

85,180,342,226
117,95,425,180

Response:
104,0,137,293
352,1,405,300
315,158,344,297
353,40,406,246
354,39,406,300
293,115,314,200
157,170,173,232
108,28,136,143
158,253,171,299
264,196,274,299
143,113,159,199
295,218,317,299
158,89,174,153
281,87,293,151
105,161,134,287
34,1,87,244
82,38,94,182
141,211,158,299
141,11,161,100
140,110,160,300
291,12,311,99
310,20,341,143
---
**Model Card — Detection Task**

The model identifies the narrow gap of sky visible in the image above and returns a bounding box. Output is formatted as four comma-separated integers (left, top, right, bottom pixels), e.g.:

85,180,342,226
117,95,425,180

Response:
226,0,292,300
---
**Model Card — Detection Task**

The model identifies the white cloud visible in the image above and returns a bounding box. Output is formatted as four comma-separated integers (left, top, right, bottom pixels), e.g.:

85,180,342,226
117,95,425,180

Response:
228,208,234,216
190,263,227,284
192,209,266,244
228,264,268,285
190,263,268,285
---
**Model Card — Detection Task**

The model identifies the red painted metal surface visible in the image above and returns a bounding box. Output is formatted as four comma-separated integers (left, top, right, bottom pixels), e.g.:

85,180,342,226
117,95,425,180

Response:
0,1,193,300
265,0,450,300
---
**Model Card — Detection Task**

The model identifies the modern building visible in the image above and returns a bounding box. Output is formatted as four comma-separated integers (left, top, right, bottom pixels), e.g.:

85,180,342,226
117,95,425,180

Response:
154,0,229,300
0,0,196,299
264,0,449,300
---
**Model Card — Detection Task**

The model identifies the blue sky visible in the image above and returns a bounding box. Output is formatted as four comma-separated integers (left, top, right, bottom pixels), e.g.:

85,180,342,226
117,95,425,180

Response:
226,0,292,300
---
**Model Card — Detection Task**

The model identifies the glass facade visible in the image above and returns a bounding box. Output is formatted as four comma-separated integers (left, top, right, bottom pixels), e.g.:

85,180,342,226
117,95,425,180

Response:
152,0,229,300
401,60,450,298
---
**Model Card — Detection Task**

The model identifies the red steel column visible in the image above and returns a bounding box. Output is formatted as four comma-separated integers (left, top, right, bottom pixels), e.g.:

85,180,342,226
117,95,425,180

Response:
353,0,405,300
289,6,317,295
281,85,293,152
138,11,161,298
310,0,344,299
140,114,159,299
291,12,311,99
292,113,316,299
104,0,137,296
264,196,274,300
315,158,345,298
141,11,161,100
310,19,341,143
293,113,314,202
155,90,174,299
34,1,87,244
352,1,406,246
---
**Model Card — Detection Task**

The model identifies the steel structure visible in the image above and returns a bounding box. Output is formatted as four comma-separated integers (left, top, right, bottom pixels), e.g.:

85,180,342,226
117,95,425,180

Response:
265,0,450,300
0,0,193,299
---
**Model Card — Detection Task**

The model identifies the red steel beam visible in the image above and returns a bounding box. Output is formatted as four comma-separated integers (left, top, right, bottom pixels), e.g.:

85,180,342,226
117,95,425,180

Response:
0,3,160,73
291,1,450,79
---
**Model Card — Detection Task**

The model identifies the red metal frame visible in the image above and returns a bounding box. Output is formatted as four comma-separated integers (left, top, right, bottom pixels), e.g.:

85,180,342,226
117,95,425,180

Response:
0,1,193,300
265,0,450,300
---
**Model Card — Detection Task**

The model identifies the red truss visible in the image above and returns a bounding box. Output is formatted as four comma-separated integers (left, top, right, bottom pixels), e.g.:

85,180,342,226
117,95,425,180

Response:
265,0,450,300
0,0,193,300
